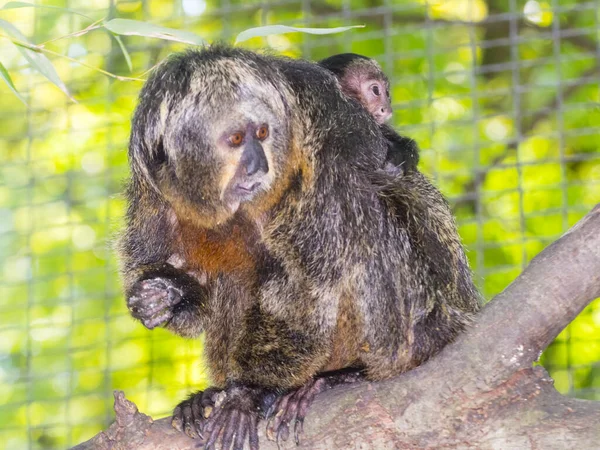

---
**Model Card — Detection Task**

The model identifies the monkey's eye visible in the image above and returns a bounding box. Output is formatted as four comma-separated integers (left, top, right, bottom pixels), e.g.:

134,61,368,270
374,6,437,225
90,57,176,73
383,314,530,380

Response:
256,125,269,140
371,84,381,96
228,132,244,147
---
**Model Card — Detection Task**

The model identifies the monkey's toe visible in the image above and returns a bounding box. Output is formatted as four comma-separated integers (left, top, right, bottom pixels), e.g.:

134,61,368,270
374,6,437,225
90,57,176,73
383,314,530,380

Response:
266,378,327,445
204,407,258,450
200,385,263,450
172,389,217,440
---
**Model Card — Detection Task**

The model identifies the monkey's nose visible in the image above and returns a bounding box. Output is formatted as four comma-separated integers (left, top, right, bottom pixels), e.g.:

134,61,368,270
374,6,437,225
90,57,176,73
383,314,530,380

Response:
241,141,269,177
380,108,392,122
245,152,269,176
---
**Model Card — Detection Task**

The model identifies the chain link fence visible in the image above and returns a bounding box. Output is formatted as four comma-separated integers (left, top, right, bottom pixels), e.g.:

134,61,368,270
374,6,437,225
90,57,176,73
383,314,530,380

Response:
0,0,598,448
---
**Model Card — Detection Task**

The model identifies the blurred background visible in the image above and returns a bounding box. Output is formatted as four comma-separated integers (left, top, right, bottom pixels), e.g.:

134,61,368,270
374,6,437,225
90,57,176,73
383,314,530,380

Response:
0,0,599,448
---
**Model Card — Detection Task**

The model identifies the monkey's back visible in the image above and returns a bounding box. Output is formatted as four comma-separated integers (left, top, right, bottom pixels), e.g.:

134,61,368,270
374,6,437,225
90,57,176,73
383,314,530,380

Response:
252,59,481,380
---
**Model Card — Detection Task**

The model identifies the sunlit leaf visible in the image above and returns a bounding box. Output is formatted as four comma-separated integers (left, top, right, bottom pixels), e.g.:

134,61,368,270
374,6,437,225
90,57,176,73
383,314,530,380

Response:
0,59,26,104
104,18,205,46
0,19,73,100
1,1,94,20
112,34,133,72
235,24,365,44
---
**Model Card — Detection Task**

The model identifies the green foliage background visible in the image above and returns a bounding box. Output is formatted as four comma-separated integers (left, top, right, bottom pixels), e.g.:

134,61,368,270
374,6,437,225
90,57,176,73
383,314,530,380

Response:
0,0,599,448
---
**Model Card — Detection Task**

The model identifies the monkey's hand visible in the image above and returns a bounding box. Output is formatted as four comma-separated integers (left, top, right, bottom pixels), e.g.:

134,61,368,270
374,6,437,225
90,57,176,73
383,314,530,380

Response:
266,369,364,445
198,384,274,450
172,387,223,439
126,264,207,331
383,161,405,177
127,278,182,329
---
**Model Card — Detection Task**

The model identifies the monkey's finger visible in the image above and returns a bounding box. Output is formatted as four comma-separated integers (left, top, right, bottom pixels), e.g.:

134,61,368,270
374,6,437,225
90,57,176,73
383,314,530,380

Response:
172,405,184,432
248,415,259,450
204,408,226,449
135,293,171,313
129,284,166,299
221,409,239,450
181,402,200,439
264,396,280,421
128,291,170,315
191,392,204,414
166,285,183,305
128,286,168,308
190,395,205,438
137,305,172,325
277,421,290,443
297,386,317,419
130,279,181,309
264,396,282,441
281,389,303,426
141,310,173,330
294,418,304,446
232,413,248,450
265,419,276,442
203,406,222,435
269,394,291,434
201,387,220,409
139,278,170,291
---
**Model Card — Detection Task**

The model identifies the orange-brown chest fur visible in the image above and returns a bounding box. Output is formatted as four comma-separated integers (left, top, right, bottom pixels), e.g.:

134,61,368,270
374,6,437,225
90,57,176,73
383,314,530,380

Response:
178,214,260,278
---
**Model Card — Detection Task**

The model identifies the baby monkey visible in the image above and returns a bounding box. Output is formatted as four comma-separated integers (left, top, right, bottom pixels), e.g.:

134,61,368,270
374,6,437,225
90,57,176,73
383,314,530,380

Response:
319,53,420,173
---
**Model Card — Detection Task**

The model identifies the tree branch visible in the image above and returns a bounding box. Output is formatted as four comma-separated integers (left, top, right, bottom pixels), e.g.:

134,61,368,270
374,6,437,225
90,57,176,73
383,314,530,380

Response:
430,203,600,388
73,203,600,449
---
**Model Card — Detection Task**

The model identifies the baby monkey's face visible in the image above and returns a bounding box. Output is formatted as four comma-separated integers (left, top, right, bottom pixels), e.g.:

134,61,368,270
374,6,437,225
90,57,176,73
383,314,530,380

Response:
358,75,392,124
338,60,392,124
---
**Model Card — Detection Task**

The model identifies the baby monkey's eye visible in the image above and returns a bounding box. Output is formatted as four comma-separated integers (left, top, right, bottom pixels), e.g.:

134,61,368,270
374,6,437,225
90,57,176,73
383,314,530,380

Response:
371,84,381,96
256,125,269,140
228,132,244,147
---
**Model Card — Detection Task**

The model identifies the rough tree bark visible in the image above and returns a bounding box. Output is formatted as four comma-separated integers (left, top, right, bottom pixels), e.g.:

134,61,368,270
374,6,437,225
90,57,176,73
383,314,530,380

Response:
73,204,600,450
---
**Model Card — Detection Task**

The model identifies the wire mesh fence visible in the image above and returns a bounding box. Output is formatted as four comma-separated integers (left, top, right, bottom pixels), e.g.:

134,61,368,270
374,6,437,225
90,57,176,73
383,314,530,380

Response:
0,0,598,448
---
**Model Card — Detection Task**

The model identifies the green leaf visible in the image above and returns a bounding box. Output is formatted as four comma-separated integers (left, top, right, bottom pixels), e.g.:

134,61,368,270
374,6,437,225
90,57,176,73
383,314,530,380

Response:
104,19,205,46
0,19,73,100
112,34,133,72
235,24,365,44
0,60,26,104
1,1,93,20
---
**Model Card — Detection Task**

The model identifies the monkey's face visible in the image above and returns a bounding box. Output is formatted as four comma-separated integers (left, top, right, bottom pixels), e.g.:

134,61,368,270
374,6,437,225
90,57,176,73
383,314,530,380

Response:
358,76,392,124
339,62,392,124
212,101,282,214
149,56,292,228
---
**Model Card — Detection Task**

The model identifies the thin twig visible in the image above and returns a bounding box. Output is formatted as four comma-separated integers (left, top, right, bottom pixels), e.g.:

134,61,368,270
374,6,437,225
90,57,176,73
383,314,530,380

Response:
0,35,145,82
38,18,105,47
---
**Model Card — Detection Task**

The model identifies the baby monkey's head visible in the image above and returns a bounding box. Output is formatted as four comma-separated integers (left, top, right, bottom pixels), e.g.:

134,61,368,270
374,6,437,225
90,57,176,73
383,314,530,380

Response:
319,53,392,124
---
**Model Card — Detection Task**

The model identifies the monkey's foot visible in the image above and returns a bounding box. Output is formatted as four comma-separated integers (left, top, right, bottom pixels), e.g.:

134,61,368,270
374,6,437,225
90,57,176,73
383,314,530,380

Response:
201,384,264,450
265,378,325,445
266,369,364,445
127,277,183,329
172,387,223,439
